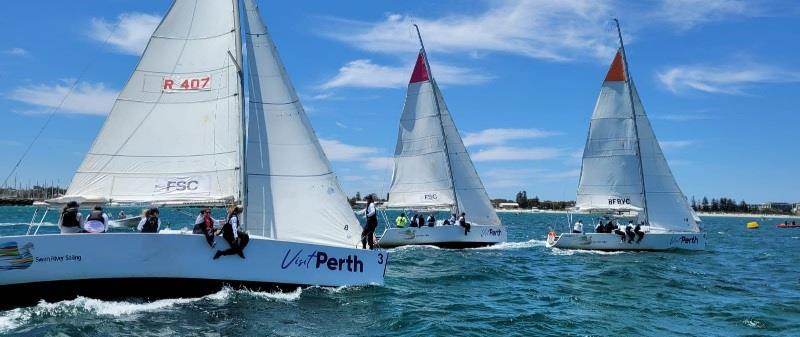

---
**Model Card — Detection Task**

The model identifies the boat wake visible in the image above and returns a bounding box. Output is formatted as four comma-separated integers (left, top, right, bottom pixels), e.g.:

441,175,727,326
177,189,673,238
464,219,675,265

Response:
386,244,442,252
550,248,626,256
0,222,57,227
471,239,547,250
0,286,304,333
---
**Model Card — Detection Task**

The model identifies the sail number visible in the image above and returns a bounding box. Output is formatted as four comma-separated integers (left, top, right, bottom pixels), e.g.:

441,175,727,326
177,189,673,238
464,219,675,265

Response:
163,76,211,91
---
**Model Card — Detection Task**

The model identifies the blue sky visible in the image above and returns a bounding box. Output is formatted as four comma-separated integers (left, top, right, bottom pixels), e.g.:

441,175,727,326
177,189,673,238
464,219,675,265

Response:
1,0,798,203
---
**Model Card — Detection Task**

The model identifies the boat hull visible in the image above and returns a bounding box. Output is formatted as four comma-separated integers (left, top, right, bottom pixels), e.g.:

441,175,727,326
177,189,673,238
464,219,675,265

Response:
0,233,387,308
108,215,143,228
377,224,506,248
546,232,706,251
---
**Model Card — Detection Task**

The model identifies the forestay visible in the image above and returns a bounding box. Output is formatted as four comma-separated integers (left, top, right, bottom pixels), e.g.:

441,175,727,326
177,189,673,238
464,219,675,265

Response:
242,0,360,247
53,0,243,205
387,50,499,226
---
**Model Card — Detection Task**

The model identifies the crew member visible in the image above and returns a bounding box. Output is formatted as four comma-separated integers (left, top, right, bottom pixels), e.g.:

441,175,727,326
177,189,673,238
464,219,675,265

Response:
625,221,636,243
634,222,645,243
458,212,470,235
426,214,436,227
572,220,583,234
595,219,604,233
194,208,218,247
612,221,626,242
395,212,408,228
214,206,247,259
84,206,109,233
59,201,84,234
356,195,378,249
137,208,161,233
118,210,127,220
448,213,457,226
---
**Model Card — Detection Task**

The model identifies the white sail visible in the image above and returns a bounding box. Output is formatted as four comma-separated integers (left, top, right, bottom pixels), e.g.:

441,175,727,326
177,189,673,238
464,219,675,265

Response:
242,0,360,247
576,51,645,213
436,85,500,225
386,52,456,208
54,0,243,205
387,50,499,225
631,83,700,232
578,49,698,232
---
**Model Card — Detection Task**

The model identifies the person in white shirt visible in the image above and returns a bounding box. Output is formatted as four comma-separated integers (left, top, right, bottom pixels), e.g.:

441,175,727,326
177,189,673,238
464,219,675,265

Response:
193,208,219,248
572,220,583,234
458,212,470,235
137,208,161,233
356,195,378,249
84,206,110,233
58,201,84,234
214,206,247,259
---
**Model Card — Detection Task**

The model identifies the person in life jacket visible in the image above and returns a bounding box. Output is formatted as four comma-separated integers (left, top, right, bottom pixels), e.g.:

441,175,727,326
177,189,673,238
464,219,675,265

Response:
426,214,435,227
625,221,636,243
193,208,218,248
356,195,378,249
572,220,584,234
59,201,84,234
137,208,161,233
395,212,408,228
83,206,109,233
634,222,645,243
214,206,247,259
458,212,470,235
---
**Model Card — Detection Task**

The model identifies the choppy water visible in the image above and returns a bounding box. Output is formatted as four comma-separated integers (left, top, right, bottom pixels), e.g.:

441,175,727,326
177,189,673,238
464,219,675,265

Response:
1,206,799,336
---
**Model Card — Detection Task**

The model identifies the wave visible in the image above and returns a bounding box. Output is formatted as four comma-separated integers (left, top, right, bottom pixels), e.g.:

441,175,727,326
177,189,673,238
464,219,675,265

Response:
0,286,305,333
471,239,547,250
0,222,57,227
550,248,626,256
386,245,442,252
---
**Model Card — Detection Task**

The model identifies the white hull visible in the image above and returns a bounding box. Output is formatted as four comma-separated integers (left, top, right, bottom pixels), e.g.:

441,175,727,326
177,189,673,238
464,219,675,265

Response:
108,215,143,228
546,232,706,251
0,233,386,307
377,224,506,248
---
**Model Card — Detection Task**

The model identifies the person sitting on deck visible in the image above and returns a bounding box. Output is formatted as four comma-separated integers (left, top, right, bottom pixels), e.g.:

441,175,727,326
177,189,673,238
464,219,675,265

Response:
395,212,409,228
625,221,636,243
634,222,645,243
137,208,161,233
193,208,218,248
594,220,604,233
59,201,84,234
409,214,418,228
426,214,436,227
612,222,626,242
448,213,457,226
214,206,248,259
604,220,615,234
458,212,470,235
572,220,584,234
84,206,109,233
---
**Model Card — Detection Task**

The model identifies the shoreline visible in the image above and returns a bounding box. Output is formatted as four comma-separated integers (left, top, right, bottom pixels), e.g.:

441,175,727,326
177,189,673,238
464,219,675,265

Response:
494,208,800,219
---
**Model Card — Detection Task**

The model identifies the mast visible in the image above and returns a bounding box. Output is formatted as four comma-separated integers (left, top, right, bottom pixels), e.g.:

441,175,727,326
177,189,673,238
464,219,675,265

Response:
413,24,460,214
613,18,649,224
233,0,247,228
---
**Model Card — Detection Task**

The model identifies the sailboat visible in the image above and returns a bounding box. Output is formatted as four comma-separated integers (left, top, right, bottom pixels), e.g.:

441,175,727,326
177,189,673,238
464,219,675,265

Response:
547,20,706,251
376,26,507,249
1,0,386,308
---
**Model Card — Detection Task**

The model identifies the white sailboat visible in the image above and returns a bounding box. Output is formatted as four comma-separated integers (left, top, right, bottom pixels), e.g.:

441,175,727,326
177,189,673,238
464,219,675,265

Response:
377,26,507,248
1,0,386,308
547,20,705,251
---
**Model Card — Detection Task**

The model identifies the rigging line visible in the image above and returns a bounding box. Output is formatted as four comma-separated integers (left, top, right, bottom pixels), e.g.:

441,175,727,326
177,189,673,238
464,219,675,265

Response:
1,16,126,189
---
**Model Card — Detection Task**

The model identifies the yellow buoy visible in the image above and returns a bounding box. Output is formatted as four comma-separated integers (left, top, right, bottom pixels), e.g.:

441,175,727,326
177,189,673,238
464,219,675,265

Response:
746,221,759,229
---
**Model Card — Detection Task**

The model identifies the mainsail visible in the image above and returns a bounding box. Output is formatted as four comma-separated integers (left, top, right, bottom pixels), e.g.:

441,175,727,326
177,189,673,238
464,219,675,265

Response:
54,0,243,205
242,0,360,247
387,37,499,226
577,49,699,232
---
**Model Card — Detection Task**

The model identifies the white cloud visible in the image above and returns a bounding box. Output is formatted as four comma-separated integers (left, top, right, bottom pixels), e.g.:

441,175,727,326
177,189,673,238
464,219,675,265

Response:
9,80,119,116
3,48,28,56
462,128,561,147
657,64,800,95
89,13,160,55
653,0,752,30
471,146,563,161
319,59,490,89
365,157,394,171
659,140,695,150
483,167,579,188
319,138,380,161
320,0,618,62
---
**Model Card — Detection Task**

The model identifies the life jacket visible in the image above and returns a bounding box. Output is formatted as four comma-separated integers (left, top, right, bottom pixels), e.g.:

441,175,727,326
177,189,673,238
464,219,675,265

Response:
203,214,214,229
141,216,159,233
395,216,407,227
365,203,377,220
222,215,238,239
61,209,80,227
88,210,105,224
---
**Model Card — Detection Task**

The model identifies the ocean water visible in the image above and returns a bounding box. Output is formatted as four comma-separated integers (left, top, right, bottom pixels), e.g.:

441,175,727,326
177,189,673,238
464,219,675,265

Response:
1,206,799,336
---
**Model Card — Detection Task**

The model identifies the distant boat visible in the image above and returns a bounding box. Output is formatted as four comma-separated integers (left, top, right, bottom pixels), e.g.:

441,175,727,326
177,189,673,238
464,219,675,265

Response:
776,222,799,228
107,215,142,228
547,20,705,251
377,25,507,248
2,0,386,308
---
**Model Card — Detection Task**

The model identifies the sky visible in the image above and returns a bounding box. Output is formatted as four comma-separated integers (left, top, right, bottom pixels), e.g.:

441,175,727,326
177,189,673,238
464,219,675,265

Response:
0,0,798,203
